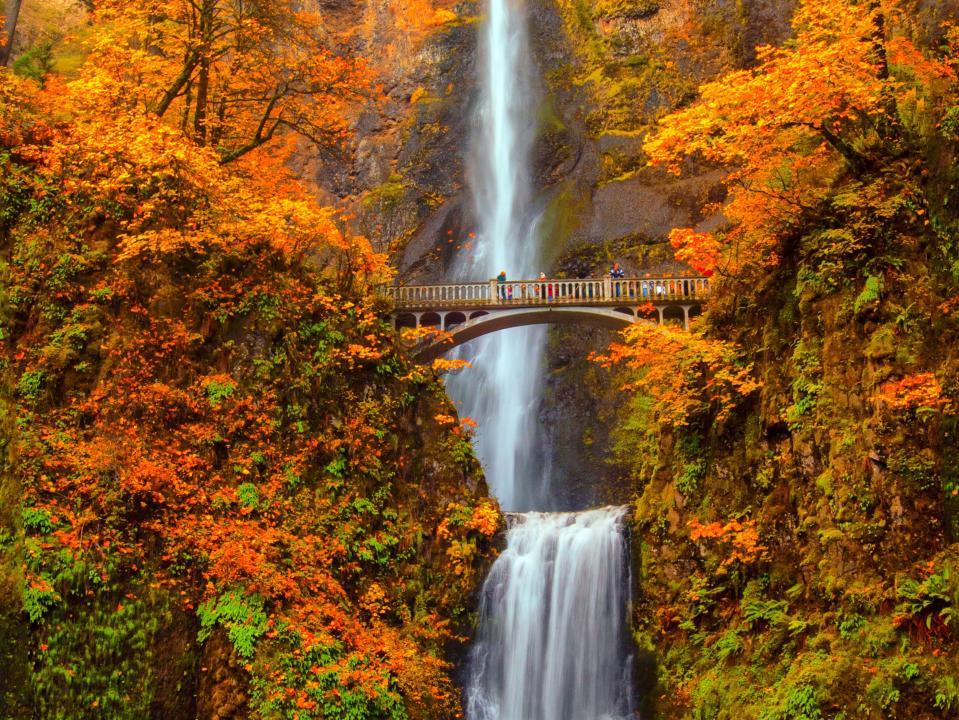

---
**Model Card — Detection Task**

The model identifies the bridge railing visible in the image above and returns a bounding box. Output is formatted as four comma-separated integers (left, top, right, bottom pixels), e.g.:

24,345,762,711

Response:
378,276,710,309
389,282,494,305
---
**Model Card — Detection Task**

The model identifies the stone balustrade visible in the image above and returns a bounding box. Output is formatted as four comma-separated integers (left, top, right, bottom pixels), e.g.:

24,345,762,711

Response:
378,276,710,309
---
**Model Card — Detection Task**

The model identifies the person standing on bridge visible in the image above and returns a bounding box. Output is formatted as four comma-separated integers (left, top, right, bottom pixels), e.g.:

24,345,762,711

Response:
610,262,625,298
497,270,507,302
538,272,551,302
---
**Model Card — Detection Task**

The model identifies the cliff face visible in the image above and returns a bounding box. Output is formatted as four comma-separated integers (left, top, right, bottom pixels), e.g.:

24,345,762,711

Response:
344,0,799,280
603,6,959,719
353,3,959,718
344,0,799,508
527,0,818,508
295,0,482,278
621,173,959,719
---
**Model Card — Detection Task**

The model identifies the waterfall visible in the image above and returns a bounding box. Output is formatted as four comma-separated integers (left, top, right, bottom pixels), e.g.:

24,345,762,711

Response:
447,1,636,717
466,508,633,720
445,0,548,512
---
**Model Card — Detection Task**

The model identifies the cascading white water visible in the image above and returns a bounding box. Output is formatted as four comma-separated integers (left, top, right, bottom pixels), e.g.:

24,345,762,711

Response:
448,1,636,717
445,0,548,512
466,508,633,720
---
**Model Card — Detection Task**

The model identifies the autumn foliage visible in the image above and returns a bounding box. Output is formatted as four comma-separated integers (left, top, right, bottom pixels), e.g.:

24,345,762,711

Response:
593,323,759,428
0,7,497,717
688,518,768,573
87,0,372,164
622,3,959,717
875,372,954,415
644,0,959,281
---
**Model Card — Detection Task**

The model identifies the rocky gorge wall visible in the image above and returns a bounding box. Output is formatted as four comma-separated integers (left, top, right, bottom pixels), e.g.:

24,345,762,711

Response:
336,0,797,508
343,3,959,719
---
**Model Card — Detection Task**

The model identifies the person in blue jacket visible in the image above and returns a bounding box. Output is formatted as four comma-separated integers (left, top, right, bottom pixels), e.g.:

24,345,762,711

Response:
610,262,625,297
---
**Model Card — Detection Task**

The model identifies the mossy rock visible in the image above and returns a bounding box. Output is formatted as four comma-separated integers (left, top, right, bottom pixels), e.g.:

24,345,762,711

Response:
593,0,661,21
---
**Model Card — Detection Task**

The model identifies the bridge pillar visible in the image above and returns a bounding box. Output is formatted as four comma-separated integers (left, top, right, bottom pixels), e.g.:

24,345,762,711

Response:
681,305,692,331
656,306,664,324
489,279,499,305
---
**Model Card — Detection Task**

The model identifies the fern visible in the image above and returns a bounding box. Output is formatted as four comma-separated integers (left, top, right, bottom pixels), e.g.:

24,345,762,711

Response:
197,589,268,658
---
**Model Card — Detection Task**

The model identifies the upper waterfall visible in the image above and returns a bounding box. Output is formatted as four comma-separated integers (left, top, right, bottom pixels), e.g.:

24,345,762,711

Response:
445,0,549,511
469,0,537,275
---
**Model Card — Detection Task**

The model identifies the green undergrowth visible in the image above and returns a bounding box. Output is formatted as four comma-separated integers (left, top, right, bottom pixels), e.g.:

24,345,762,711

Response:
610,38,959,720
0,70,499,720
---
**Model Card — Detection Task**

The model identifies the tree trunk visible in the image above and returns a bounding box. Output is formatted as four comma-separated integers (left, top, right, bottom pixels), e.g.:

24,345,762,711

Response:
1,0,24,67
193,55,210,145
192,0,216,146
868,1,902,143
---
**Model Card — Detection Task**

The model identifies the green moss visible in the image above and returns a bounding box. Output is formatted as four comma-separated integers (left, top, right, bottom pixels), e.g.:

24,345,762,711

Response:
537,180,589,266
538,95,568,135
550,0,694,133
362,173,410,212
864,324,896,359
593,0,661,20
854,274,884,315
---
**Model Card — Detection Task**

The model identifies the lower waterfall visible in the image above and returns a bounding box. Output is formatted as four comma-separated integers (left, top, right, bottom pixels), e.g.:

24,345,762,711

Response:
466,507,633,720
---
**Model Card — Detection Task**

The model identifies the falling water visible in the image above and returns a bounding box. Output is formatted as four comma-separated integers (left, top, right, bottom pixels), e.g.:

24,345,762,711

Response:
445,0,548,512
449,0,636,717
466,508,633,720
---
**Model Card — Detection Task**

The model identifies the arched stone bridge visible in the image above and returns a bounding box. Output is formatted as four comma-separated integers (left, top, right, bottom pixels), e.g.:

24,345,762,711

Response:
378,276,709,362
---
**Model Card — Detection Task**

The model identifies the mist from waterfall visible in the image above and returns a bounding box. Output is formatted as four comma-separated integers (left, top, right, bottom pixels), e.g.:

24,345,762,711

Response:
466,508,633,720
445,0,549,513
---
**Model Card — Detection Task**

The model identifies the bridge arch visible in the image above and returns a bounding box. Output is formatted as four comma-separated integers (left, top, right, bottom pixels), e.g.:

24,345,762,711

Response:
445,311,468,329
395,313,417,329
413,307,648,362
380,275,710,363
662,305,686,325
420,311,442,328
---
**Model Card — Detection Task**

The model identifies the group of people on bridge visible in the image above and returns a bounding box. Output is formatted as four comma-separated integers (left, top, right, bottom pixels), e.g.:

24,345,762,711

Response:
494,263,700,303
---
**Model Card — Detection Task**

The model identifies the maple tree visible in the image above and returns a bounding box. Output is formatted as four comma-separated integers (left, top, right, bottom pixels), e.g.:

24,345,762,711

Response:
592,323,760,428
644,0,958,279
688,517,768,573
875,372,954,415
87,0,371,164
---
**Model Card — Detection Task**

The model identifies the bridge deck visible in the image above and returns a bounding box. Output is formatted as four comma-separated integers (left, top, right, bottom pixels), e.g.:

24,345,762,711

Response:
378,276,709,310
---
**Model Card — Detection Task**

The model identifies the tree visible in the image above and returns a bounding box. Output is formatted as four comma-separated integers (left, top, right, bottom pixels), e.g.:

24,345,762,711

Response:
89,0,372,164
643,0,957,278
1,0,24,67
592,323,760,428
0,60,484,716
